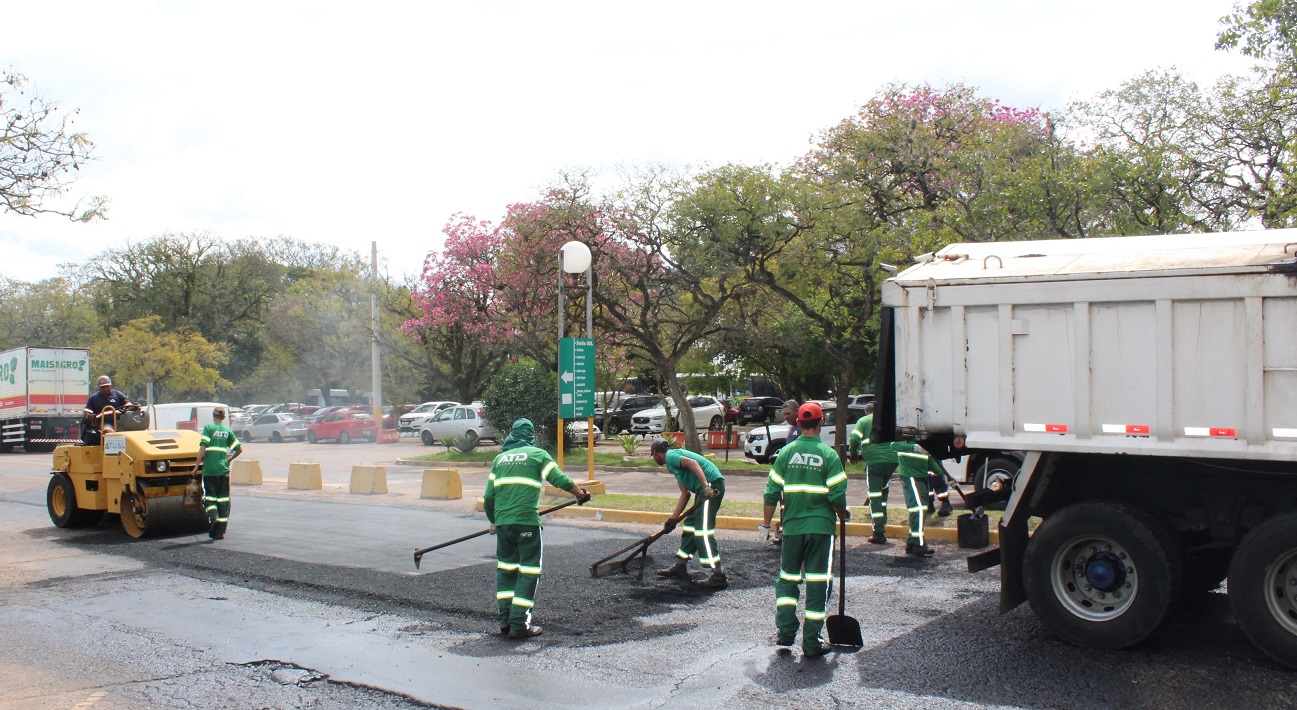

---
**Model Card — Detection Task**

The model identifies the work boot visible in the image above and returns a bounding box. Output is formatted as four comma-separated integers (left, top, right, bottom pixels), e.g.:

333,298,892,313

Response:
509,626,543,639
906,542,935,557
776,634,795,647
499,625,510,637
803,640,833,659
868,532,887,545
938,498,953,517
927,499,937,514
657,561,688,579
697,570,728,589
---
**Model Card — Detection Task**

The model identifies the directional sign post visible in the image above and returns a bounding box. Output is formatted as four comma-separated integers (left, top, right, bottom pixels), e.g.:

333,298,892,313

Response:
559,337,595,420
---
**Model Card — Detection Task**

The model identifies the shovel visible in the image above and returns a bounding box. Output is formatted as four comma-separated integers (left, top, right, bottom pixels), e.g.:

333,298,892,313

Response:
826,516,863,650
590,498,705,579
413,499,580,569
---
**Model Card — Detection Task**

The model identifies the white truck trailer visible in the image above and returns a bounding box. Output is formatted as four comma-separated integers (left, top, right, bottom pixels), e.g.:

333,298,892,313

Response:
874,230,1297,667
0,347,92,453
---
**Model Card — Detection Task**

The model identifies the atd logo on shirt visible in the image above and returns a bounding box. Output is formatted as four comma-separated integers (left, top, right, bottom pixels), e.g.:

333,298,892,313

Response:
789,452,824,467
498,452,529,464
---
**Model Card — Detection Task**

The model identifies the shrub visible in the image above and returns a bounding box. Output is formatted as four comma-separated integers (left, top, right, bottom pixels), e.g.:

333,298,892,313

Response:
482,359,559,450
619,434,640,455
451,433,479,453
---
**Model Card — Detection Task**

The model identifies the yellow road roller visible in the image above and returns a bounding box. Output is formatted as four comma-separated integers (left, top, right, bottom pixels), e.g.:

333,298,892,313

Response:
46,409,210,537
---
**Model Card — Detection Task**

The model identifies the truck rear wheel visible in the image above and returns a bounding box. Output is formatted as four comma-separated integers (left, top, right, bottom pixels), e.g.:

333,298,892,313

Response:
1228,512,1297,669
47,473,103,528
1022,501,1180,649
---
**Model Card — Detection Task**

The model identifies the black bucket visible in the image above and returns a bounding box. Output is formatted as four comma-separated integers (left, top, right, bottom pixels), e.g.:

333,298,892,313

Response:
957,513,990,549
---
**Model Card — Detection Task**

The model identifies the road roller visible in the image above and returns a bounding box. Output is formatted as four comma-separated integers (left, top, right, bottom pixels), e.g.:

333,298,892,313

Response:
46,409,210,537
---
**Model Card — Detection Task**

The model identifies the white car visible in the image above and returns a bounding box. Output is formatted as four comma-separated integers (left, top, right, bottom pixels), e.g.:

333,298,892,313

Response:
630,396,726,435
419,405,499,446
240,413,309,443
743,402,841,464
566,419,603,442
398,401,459,433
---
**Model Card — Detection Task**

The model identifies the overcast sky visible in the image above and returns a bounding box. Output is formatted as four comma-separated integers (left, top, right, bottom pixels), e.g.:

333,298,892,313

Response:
1,0,1255,283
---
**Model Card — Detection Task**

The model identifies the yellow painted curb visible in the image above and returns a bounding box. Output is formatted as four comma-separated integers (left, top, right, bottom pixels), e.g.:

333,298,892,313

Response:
230,459,263,485
420,468,463,500
287,462,322,490
349,464,388,494
470,498,998,543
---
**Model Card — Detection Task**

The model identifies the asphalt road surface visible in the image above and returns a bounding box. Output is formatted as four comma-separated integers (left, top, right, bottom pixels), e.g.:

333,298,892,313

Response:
2,448,1295,709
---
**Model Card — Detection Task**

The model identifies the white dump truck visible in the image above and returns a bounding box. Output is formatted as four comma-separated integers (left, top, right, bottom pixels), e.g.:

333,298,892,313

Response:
0,347,91,453
874,230,1297,668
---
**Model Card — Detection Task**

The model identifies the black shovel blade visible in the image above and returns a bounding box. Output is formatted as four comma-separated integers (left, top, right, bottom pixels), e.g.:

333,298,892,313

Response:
826,614,863,650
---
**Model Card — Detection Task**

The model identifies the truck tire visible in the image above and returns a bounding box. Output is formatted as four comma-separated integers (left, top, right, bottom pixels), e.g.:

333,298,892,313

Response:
972,456,1020,511
1022,500,1181,650
1228,512,1297,669
47,473,104,528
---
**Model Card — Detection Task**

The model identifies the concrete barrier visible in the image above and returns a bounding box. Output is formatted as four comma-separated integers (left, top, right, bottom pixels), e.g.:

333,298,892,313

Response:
419,468,462,499
287,462,322,490
545,480,606,496
230,459,263,485
349,464,388,494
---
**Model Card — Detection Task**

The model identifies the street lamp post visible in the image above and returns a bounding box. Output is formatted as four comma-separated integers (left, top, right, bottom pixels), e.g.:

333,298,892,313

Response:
558,241,593,478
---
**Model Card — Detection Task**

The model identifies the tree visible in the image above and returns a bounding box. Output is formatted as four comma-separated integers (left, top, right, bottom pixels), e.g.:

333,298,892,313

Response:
91,316,230,402
0,266,103,349
1217,0,1297,67
481,359,559,450
1,69,105,221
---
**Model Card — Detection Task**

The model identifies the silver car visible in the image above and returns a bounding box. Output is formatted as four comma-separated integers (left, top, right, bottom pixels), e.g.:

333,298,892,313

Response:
240,413,308,443
419,405,498,446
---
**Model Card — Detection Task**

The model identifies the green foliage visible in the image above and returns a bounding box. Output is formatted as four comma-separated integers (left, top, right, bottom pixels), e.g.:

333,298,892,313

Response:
1217,0,1297,67
481,359,559,449
0,269,104,350
618,434,640,455
91,316,231,401
450,433,480,453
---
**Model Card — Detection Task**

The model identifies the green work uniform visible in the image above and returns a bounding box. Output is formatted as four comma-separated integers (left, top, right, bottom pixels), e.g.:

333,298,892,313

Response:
863,441,948,545
664,449,726,569
483,420,575,632
763,434,847,650
199,422,241,536
847,414,873,458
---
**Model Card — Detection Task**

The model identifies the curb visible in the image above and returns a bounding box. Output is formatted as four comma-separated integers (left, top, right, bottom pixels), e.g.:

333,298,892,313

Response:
471,498,999,544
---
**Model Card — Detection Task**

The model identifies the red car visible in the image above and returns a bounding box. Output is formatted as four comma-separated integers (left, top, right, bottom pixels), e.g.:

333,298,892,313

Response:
307,410,378,444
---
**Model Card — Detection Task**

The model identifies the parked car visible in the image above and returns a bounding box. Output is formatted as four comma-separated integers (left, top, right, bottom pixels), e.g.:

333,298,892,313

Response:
308,410,378,444
399,401,460,433
566,419,603,442
743,402,841,464
419,405,498,446
846,393,874,420
631,395,727,435
302,405,352,424
229,408,252,430
240,413,308,443
601,394,661,435
736,396,785,425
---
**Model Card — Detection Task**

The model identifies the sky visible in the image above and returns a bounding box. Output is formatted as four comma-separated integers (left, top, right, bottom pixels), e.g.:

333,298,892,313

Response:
1,0,1256,283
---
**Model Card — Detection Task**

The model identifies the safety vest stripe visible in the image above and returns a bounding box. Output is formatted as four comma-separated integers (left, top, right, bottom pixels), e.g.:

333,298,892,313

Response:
804,573,831,583
898,452,926,461
495,477,543,488
784,484,830,494
497,561,520,571
540,461,558,482
496,591,514,600
767,471,786,486
517,565,542,575
512,597,535,608
804,610,826,621
776,597,799,607
825,472,847,487
779,571,804,582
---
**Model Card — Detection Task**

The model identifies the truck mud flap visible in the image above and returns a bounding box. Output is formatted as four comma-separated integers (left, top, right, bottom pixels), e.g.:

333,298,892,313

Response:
967,546,1000,573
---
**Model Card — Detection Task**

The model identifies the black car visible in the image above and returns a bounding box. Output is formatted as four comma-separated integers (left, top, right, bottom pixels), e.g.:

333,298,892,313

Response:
602,394,661,435
737,396,785,425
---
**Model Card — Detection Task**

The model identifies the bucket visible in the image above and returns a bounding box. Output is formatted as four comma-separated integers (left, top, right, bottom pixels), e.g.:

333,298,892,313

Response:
957,513,990,549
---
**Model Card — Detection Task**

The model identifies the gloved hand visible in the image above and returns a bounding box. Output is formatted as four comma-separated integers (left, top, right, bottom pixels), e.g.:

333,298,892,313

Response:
489,524,497,535
662,516,678,533
702,485,718,499
757,523,771,542
575,488,591,505
837,508,852,522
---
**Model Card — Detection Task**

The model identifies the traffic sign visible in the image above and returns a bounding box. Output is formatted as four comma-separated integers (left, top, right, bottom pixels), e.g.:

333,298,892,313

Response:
559,337,595,419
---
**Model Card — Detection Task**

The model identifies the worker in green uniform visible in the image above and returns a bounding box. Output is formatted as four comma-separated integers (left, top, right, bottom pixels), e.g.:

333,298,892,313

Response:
651,438,727,588
849,408,948,556
196,407,242,540
760,402,849,658
484,418,590,640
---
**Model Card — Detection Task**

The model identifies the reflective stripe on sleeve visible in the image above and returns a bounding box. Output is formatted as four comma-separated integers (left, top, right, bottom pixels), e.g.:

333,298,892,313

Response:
767,471,786,486
825,472,847,487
